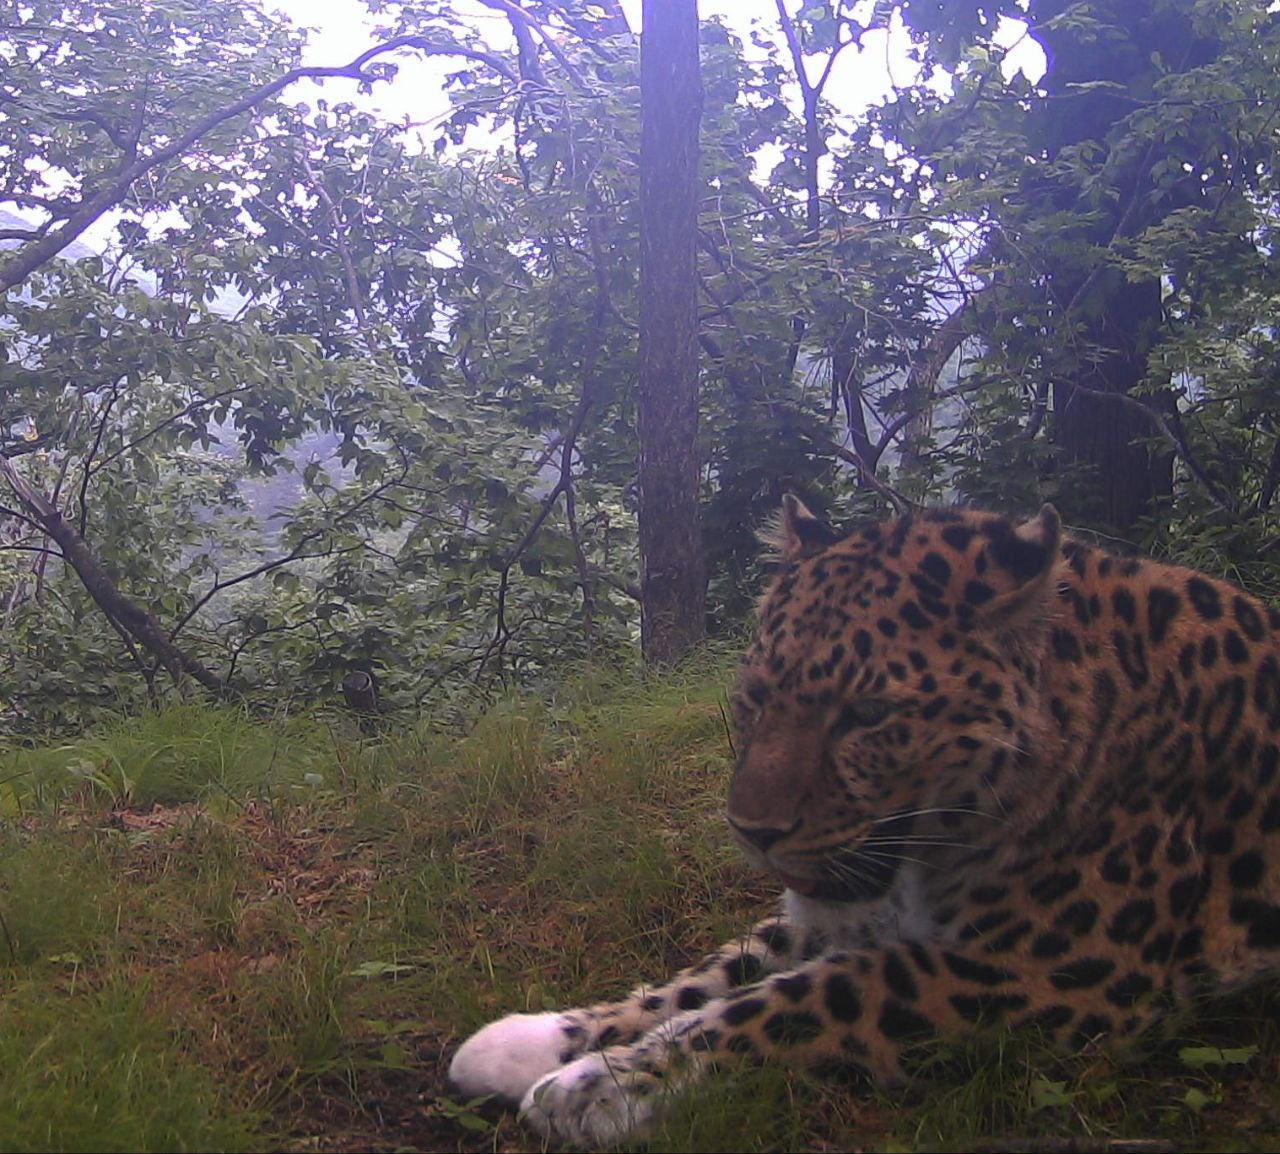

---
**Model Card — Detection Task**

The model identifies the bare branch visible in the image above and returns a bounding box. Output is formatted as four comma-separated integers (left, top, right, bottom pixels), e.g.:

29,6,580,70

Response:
0,543,63,559
168,472,408,642
826,437,915,515
0,432,55,457
78,383,119,536
478,209,613,676
1064,381,1234,517
873,374,985,463
88,384,252,475
476,0,591,92
49,106,136,152
298,151,377,354
0,502,45,534
589,564,640,602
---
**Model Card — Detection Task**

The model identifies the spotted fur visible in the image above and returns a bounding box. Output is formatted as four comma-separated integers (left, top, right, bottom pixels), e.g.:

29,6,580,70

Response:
450,499,1280,1146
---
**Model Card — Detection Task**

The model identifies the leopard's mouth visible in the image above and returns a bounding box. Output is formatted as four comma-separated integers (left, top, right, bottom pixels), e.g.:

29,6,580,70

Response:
780,858,898,903
775,870,820,897
828,860,898,901
778,812,918,903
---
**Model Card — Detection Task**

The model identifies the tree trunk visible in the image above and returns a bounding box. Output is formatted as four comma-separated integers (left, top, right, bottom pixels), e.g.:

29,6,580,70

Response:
637,0,705,665
1031,0,1214,531
831,319,875,480
1051,278,1169,531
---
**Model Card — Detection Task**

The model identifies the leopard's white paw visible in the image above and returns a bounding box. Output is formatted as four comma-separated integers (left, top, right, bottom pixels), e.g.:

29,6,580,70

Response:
449,1012,586,1103
519,1051,660,1148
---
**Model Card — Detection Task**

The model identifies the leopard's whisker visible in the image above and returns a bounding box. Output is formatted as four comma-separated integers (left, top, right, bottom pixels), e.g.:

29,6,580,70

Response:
860,836,974,848
848,846,937,868
869,806,1005,824
822,854,882,889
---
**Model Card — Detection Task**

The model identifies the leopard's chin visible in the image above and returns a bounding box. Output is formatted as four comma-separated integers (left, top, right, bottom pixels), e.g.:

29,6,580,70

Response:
775,870,819,896
807,870,898,903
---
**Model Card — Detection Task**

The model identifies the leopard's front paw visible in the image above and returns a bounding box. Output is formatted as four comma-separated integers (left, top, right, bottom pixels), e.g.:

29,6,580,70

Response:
449,1011,592,1103
519,1051,665,1148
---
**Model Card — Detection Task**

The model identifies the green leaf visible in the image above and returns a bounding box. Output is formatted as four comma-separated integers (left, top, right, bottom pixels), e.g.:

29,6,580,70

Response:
1183,1087,1211,1113
380,1041,409,1068
1029,1078,1078,1110
1179,1044,1258,1070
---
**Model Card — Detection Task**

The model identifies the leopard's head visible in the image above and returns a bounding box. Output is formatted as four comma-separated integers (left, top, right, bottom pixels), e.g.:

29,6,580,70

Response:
728,497,1063,902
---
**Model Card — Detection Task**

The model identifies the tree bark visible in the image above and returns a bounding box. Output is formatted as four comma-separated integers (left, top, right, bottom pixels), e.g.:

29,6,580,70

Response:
1030,0,1216,531
637,0,705,665
1051,278,1169,530
831,319,875,480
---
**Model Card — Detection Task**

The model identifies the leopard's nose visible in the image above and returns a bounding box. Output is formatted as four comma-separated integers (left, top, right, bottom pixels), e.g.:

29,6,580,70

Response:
727,814,797,853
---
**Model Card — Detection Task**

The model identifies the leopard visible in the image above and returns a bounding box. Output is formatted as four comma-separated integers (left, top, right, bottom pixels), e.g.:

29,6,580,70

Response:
450,496,1280,1147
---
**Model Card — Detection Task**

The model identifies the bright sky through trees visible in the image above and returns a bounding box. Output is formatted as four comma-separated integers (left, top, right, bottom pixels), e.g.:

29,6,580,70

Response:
5,1,1042,250
269,0,1044,150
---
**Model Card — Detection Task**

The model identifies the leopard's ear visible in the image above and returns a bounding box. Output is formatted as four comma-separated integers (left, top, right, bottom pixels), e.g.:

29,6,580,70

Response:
772,494,842,561
979,503,1062,624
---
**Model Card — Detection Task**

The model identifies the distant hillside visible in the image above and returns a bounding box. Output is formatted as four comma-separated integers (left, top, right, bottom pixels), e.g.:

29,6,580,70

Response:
207,421,349,530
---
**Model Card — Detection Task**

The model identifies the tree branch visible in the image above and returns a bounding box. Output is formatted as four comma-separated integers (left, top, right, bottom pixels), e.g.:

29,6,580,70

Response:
0,454,223,689
88,384,253,476
477,0,591,92
478,209,613,676
298,151,377,354
1064,381,1234,517
168,472,408,642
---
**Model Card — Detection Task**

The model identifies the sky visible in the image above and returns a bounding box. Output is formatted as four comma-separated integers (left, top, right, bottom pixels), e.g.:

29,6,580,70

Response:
268,0,1045,149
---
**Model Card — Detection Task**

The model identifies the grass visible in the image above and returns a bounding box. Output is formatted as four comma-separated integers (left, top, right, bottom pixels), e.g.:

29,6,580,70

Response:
0,652,1276,1151
0,979,261,1152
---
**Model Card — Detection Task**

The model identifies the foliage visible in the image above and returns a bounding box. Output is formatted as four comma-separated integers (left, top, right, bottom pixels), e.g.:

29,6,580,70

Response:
853,0,1280,546
3,0,1280,731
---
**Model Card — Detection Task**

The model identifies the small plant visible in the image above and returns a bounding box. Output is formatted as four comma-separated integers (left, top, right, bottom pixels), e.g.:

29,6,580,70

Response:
1177,1044,1258,1114
433,1094,500,1136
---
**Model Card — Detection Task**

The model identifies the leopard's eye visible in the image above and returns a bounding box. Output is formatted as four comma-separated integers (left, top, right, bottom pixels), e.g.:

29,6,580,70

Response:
832,699,892,736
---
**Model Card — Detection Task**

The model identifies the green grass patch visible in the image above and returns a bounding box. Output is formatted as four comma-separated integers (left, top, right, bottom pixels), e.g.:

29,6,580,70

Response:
0,979,261,1152
0,650,1277,1151
0,701,341,811
0,832,117,965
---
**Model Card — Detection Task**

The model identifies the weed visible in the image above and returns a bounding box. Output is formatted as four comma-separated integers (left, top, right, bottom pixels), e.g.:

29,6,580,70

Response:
0,832,114,965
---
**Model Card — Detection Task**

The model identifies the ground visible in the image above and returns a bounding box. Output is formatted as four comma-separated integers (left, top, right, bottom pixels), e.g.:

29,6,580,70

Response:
2,673,1280,1151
